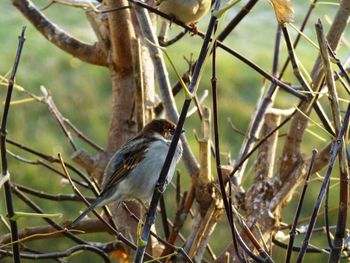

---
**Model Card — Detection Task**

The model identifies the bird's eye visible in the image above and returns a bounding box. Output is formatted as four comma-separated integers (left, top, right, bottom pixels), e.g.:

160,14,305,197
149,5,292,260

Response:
169,127,176,135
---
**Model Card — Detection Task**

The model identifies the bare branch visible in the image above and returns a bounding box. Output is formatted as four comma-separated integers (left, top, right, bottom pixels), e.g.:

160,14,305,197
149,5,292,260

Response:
0,244,110,262
11,0,107,66
0,27,27,263
316,20,350,262
134,4,200,176
0,219,110,245
279,0,350,179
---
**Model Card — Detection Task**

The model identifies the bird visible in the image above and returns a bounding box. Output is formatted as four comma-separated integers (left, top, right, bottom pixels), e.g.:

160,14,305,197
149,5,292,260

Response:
157,0,212,44
157,0,211,25
71,119,183,227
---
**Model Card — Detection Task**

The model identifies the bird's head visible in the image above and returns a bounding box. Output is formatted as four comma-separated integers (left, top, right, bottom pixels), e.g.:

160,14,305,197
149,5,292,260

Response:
143,119,177,139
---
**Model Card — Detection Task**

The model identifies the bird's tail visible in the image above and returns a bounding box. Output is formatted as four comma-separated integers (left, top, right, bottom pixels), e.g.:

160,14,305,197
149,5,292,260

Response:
71,197,102,228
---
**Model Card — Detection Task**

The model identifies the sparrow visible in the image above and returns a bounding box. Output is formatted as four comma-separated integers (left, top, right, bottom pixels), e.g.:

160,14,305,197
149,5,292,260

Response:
157,0,211,25
71,119,183,226
157,0,212,44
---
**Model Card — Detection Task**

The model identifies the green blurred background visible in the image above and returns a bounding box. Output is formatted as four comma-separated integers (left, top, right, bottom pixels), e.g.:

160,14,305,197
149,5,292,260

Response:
0,0,348,262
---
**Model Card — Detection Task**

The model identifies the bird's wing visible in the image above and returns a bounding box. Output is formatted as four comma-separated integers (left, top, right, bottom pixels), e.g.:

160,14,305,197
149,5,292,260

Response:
101,136,157,194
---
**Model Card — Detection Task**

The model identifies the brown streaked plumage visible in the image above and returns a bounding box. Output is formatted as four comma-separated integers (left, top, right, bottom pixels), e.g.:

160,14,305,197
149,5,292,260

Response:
71,119,182,227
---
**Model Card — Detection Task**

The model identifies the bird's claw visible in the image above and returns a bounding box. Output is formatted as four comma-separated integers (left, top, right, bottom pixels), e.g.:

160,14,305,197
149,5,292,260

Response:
189,22,199,35
156,181,166,193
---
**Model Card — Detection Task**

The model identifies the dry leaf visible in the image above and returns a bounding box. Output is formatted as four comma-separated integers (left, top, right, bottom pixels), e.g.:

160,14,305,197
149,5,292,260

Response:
269,0,295,23
111,249,129,263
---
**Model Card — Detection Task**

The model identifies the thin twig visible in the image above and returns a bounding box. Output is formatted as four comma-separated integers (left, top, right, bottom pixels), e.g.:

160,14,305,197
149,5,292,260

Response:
296,102,350,262
129,0,307,101
160,186,194,257
234,0,320,185
232,207,274,262
56,154,142,253
316,20,349,262
6,138,93,189
285,150,317,263
12,186,87,244
7,150,89,188
159,196,170,239
273,237,330,254
211,39,243,261
64,119,103,152
327,45,350,94
281,24,334,136
234,25,282,184
41,87,77,151
217,0,258,41
134,1,221,261
0,26,27,263
0,244,110,262
13,183,94,202
12,0,107,66
230,109,297,179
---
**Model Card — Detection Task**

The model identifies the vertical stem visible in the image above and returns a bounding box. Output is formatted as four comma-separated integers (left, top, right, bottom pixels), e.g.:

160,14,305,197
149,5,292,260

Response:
211,40,240,260
296,103,350,263
134,2,221,261
316,20,349,263
285,150,317,263
217,0,258,41
235,25,282,184
0,27,27,263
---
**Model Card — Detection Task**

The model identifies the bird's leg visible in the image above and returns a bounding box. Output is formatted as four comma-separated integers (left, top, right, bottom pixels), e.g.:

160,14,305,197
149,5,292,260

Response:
155,181,166,194
188,22,199,35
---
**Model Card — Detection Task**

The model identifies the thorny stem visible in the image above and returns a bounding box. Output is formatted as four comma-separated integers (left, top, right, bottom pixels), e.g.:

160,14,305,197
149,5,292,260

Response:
0,27,26,263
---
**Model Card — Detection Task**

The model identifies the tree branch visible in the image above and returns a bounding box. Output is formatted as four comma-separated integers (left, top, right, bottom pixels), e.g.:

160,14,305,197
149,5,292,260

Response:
11,0,107,66
0,219,110,245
